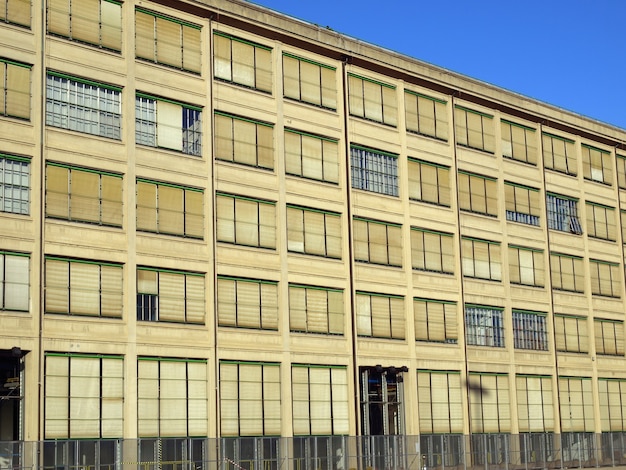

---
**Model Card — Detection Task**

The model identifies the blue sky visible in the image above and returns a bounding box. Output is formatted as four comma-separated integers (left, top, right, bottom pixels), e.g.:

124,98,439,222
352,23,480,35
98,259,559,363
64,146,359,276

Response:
249,0,626,130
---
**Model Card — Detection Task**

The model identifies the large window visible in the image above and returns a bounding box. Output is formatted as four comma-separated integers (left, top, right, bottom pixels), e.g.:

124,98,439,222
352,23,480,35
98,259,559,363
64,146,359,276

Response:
546,194,582,234
220,361,281,436
550,252,584,293
217,276,278,330
136,8,201,73
350,145,398,196
464,305,504,347
411,227,454,274
0,0,30,27
516,375,554,432
417,370,463,433
214,31,272,93
0,250,29,311
458,171,498,217
505,182,540,226
287,205,341,259
554,314,588,353
46,163,123,227
284,129,338,183
454,106,494,153
617,155,626,189
45,353,123,438
214,111,274,170
348,73,397,126
0,154,29,215
512,310,548,351
1,58,31,119
468,372,510,432
590,259,621,298
598,378,626,431
594,318,625,356
216,193,276,249
283,53,336,109
461,237,501,281
501,120,537,164
543,132,576,176
582,144,612,185
559,376,594,432
586,202,616,241
509,245,544,287
408,158,450,206
353,217,402,267
46,72,121,139
136,267,205,324
414,298,458,344
356,291,405,339
404,90,448,141
45,256,123,318
47,0,122,51
289,284,343,335
136,94,202,156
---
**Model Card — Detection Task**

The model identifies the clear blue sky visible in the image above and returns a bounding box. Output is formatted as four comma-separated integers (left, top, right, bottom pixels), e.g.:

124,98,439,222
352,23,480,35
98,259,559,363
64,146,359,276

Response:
249,0,626,130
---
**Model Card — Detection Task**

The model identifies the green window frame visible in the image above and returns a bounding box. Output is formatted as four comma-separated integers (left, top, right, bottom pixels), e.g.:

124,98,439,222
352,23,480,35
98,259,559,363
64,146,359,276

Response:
468,372,510,433
414,298,458,344
508,245,544,287
512,310,548,350
348,73,397,126
287,205,341,259
404,90,448,141
285,128,338,184
410,227,454,274
516,374,554,432
598,378,626,431
289,284,344,335
464,305,505,348
0,0,30,27
594,318,625,356
461,237,501,281
559,376,594,432
586,201,616,241
501,119,537,164
554,314,588,353
283,53,336,110
504,181,540,226
353,217,402,267
582,144,612,185
1,58,31,120
617,155,626,189
590,259,621,298
407,158,450,207
217,276,278,330
350,145,399,196
454,106,494,153
214,111,274,170
550,253,584,293
216,192,276,249
356,291,405,340
214,31,272,93
0,250,29,312
417,370,463,433
458,171,498,217
542,132,576,176
0,153,30,215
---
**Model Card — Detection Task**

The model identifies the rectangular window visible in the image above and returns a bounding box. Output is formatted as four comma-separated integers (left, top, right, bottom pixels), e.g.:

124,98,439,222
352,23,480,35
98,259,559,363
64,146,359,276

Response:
217,276,278,330
136,267,205,324
554,314,588,353
292,365,348,436
289,284,344,335
353,217,402,267
136,179,203,238
622,211,626,244
509,245,544,287
220,361,281,436
516,375,554,432
214,31,271,93
501,120,537,164
46,72,121,139
417,370,463,433
458,171,498,217
594,319,625,356
590,259,621,298
0,59,31,119
550,253,584,293
216,193,276,249
0,250,29,311
505,182,540,226
546,193,582,234
285,129,338,183
586,202,616,241
214,111,274,170
407,158,450,207
0,154,30,215
411,227,454,274
404,90,448,141
350,145,398,196
0,0,30,27
461,237,501,281
454,106,494,153
598,378,626,431
414,298,458,344
512,310,548,350
356,291,405,339
135,94,202,156
45,256,123,318
465,305,504,348
582,144,612,185
47,0,122,51
135,8,201,73
559,377,594,432
137,357,207,437
348,73,397,126
283,53,336,109
287,205,341,259
468,372,509,432
46,163,123,227
617,155,626,189
44,353,123,439
543,132,576,175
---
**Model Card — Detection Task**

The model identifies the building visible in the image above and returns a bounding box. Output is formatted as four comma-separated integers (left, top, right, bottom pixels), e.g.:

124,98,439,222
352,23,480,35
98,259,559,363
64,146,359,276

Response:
1,0,626,469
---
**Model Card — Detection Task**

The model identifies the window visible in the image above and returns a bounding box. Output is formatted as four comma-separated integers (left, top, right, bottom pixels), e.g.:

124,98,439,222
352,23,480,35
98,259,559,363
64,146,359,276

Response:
590,259,621,298
214,31,271,92
136,179,203,238
594,319,625,356
559,377,594,432
550,253,584,293
135,94,202,156
0,154,29,215
414,298,458,344
136,267,205,324
0,59,30,119
468,372,509,432
0,250,29,311
586,202,616,241
46,72,121,139
598,378,626,431
0,0,30,27
350,145,398,196
135,8,201,73
617,155,626,189
512,310,548,350
47,0,121,51
45,257,122,318
285,129,338,183
516,375,554,432
410,227,454,274
283,53,336,109
289,284,344,335
404,90,448,141
543,132,576,175
509,245,544,287
464,305,504,347
217,276,278,330
46,163,123,227
292,364,349,435
356,291,405,339
214,111,274,170
348,73,397,126
216,193,276,249
501,120,537,164
458,171,497,217
417,370,463,433
137,357,207,437
454,106,494,153
408,158,450,206
582,144,612,185
546,194,582,234
287,205,341,259
505,182,540,226
353,217,402,267
45,353,123,438
461,237,501,281
220,361,281,436
554,314,588,353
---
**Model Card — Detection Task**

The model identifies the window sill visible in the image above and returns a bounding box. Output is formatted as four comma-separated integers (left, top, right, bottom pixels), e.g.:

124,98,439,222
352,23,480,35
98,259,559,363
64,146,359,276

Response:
406,129,448,144
284,96,337,113
456,143,495,155
214,77,271,95
503,155,537,166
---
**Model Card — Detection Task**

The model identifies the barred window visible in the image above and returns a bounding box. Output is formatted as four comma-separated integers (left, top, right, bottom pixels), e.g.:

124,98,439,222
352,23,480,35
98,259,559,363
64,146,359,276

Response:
543,132,576,176
594,319,625,356
414,298,457,344
554,314,588,353
0,154,30,215
458,171,497,217
215,112,274,170
582,144,612,185
350,145,398,196
461,237,501,281
408,158,450,206
468,372,510,432
0,0,30,27
464,305,504,347
285,129,338,183
586,202,616,241
287,205,341,259
516,375,554,432
283,53,336,109
559,376,594,432
404,90,448,141
509,245,544,287
546,194,582,234
550,253,584,293
598,378,626,431
348,73,397,126
590,259,620,298
353,217,402,267
410,227,454,274
512,310,548,351
454,106,494,153
1,59,31,119
0,250,29,311
216,193,276,249
417,370,463,433
501,120,537,164
505,182,540,226
356,291,405,339
214,31,272,93
217,276,278,330
289,284,344,335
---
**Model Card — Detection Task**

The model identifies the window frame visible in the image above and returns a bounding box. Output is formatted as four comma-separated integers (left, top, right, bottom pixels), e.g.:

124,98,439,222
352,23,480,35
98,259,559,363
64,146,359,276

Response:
289,284,344,336
617,155,626,189
284,128,339,184
512,310,548,351
0,0,31,28
454,105,495,153
410,227,454,274
550,252,585,293
582,144,612,185
546,193,582,234
586,201,616,241
414,298,458,344
468,372,509,432
508,244,545,287
0,153,30,215
350,145,399,197
458,171,498,217
214,111,274,170
353,217,402,267
598,378,626,431
407,158,450,207
554,314,588,353
217,275,278,331
542,132,577,176
417,370,463,433
501,119,537,164
594,318,625,356
0,250,29,312
1,58,31,120
404,89,448,141
516,374,554,432
348,72,397,127
282,52,336,110
559,376,594,432
461,237,501,281
355,291,405,340
504,181,540,226
287,205,342,259
589,259,621,298
215,192,276,249
464,305,505,348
